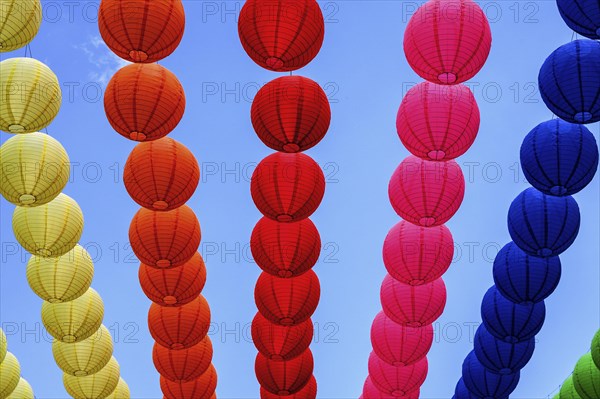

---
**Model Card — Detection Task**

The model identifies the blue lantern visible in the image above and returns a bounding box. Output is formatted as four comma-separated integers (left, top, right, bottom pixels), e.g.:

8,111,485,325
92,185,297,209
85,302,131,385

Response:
454,378,485,399
462,351,520,399
474,325,535,375
557,0,600,39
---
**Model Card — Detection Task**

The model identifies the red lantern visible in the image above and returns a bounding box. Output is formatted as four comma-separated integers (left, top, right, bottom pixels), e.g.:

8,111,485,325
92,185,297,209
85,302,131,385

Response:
129,206,200,268
255,271,320,326
380,275,447,328
238,0,324,71
371,312,433,367
252,313,313,361
396,82,480,161
124,138,199,211
251,217,321,278
160,364,217,399
153,337,212,382
255,350,314,395
139,252,206,306
388,156,465,227
99,0,185,63
104,64,185,141
251,76,331,152
363,376,420,399
260,375,317,399
383,221,454,286
403,0,492,84
148,296,211,349
368,353,427,397
251,152,325,223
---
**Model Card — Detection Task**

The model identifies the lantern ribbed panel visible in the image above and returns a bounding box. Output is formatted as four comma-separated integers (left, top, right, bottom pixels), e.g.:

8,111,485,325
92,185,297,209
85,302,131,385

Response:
473,325,535,375
260,375,317,399
52,325,113,377
0,329,6,363
252,313,313,361
560,376,582,399
160,364,217,399
367,353,427,397
5,378,34,399
573,353,600,399
255,351,314,395
557,0,600,39
63,356,120,399
593,330,600,369
363,376,420,399
0,0,41,52
153,337,213,383
106,378,130,399
0,353,20,399
461,351,520,398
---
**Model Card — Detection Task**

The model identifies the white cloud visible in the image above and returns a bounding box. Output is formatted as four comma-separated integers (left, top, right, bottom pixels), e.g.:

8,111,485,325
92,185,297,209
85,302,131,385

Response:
75,36,130,86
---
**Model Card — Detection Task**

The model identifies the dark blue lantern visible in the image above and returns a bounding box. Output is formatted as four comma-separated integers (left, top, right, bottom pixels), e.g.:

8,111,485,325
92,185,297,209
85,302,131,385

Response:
508,188,580,257
539,40,600,124
481,286,546,343
557,0,600,39
521,119,599,196
462,351,520,399
454,378,486,399
493,242,561,304
474,325,535,375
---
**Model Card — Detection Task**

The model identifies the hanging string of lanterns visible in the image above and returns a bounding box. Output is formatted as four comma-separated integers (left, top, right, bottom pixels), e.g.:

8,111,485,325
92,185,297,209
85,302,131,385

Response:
0,2,129,397
238,0,328,396
553,329,600,399
97,1,216,397
453,2,600,397
362,0,492,397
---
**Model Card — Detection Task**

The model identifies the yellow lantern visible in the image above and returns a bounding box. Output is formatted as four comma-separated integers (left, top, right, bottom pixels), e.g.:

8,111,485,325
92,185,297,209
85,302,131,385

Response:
13,193,84,257
0,328,6,363
27,244,94,303
63,356,120,399
0,132,70,207
41,288,104,343
5,378,33,399
0,58,62,134
0,0,42,52
53,324,113,377
0,353,20,399
106,378,130,399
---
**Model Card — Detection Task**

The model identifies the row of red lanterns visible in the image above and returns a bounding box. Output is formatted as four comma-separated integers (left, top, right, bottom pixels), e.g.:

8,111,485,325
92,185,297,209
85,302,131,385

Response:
97,1,217,398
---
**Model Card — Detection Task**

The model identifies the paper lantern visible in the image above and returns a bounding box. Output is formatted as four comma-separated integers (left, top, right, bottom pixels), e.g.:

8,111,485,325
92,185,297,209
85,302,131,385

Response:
238,0,324,71
0,132,70,207
404,0,491,84
251,217,321,278
153,337,212,382
388,156,465,227
573,353,600,399
383,221,453,286
363,376,420,399
255,350,314,395
251,76,331,152
592,330,600,369
252,313,313,361
380,275,447,328
539,40,600,123
104,64,185,141
371,312,433,367
255,271,320,326
521,120,599,196
0,353,20,399
0,0,41,52
160,364,217,399
396,82,480,160
251,152,325,223
53,324,113,377
0,329,6,363
508,188,580,257
462,351,519,399
106,378,130,399
557,0,600,39
63,356,120,399
98,0,185,63
0,58,62,133
41,288,104,343
148,295,211,350
12,193,84,257
367,352,427,397
560,376,582,399
129,205,200,268
480,286,545,344
260,376,317,399
26,244,94,303
5,378,33,399
473,325,535,375
454,378,484,399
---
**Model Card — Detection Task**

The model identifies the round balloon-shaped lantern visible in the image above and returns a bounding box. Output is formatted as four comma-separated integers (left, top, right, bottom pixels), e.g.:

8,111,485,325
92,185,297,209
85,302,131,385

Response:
557,0,600,40
368,352,427,397
521,120,599,196
0,353,20,399
153,337,213,382
0,58,62,134
5,378,34,399
129,205,200,268
371,312,434,367
251,152,325,223
160,364,217,399
238,0,324,71
0,132,70,207
53,325,113,377
462,351,520,399
560,376,582,399
0,0,42,52
251,76,331,152
41,288,104,343
106,378,130,399
0,329,6,363
261,375,317,399
363,376,420,399
105,64,185,141
454,378,482,399
255,350,314,395
381,275,447,328
13,193,84,257
389,156,465,227
539,40,600,123
404,0,491,84
508,188,580,257
98,0,185,63
473,325,535,375
383,221,454,285
252,313,313,362
251,217,321,278
397,82,480,161
255,271,320,326
148,295,211,350
592,330,600,369
63,356,120,399
139,252,206,306
493,242,561,304
573,353,600,399
480,286,546,344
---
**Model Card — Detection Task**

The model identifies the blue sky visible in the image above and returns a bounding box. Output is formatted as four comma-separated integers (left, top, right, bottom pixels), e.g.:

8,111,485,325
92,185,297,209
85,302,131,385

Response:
1,1,599,398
